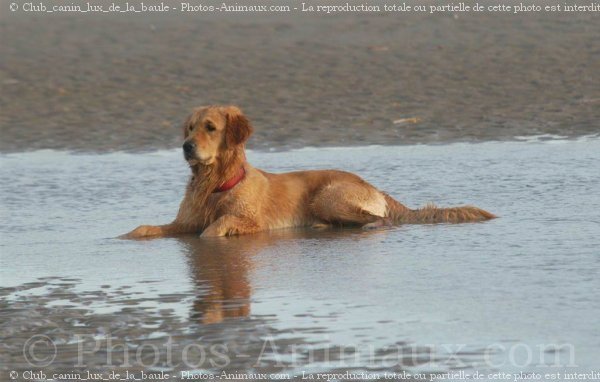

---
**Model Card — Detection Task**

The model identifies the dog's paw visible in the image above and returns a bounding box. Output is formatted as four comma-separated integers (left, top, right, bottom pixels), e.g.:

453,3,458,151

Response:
120,225,161,239
200,225,228,237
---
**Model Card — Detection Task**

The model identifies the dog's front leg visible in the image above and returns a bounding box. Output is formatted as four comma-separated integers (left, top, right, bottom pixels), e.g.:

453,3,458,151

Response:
200,215,261,237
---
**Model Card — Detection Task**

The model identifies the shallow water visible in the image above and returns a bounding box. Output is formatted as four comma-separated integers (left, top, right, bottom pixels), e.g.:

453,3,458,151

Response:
1,139,599,379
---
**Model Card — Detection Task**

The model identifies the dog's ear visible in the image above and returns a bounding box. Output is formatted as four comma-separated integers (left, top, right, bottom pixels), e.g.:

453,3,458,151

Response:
225,107,253,147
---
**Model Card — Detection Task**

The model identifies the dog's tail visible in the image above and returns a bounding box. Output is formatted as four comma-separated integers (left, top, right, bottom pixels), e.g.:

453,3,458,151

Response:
383,194,496,224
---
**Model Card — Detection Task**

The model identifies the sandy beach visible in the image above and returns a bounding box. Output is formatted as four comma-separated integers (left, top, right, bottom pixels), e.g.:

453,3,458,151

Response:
1,1,599,152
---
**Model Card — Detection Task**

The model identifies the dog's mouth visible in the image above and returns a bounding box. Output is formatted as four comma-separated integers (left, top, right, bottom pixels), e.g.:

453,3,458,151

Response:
185,155,213,167
184,151,196,161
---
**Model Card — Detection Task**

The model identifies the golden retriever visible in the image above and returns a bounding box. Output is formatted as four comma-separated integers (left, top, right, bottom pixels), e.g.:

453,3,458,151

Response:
123,105,495,238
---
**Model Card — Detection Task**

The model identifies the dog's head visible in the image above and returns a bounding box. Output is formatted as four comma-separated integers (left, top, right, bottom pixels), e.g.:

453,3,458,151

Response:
182,105,253,166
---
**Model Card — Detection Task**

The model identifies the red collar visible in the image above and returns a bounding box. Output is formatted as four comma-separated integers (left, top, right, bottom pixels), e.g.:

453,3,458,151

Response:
213,167,246,193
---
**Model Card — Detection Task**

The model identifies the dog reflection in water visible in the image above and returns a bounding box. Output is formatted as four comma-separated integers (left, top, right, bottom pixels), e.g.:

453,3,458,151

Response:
178,228,386,324
180,235,252,324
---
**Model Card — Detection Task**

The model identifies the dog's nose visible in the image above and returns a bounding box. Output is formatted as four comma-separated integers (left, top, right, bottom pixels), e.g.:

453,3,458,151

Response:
183,140,196,154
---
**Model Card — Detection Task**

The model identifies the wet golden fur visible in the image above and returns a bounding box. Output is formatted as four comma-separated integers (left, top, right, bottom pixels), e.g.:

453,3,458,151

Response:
123,105,495,239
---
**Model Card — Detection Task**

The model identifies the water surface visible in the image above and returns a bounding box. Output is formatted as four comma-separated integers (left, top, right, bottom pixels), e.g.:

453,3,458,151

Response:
1,139,599,378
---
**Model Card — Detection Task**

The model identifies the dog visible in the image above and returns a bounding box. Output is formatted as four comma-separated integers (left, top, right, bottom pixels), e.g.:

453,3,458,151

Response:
123,105,495,238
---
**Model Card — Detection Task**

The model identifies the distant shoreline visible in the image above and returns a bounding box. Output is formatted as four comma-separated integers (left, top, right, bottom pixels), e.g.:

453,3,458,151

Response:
1,134,599,155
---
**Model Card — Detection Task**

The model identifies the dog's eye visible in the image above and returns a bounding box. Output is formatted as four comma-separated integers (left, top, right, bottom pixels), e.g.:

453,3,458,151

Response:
206,123,216,132
188,125,194,131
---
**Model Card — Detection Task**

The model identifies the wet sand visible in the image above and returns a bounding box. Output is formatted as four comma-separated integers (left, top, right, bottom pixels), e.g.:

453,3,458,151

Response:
1,1,599,152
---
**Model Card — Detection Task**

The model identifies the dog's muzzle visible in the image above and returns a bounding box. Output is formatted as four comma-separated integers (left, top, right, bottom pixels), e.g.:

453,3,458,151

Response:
183,140,196,160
